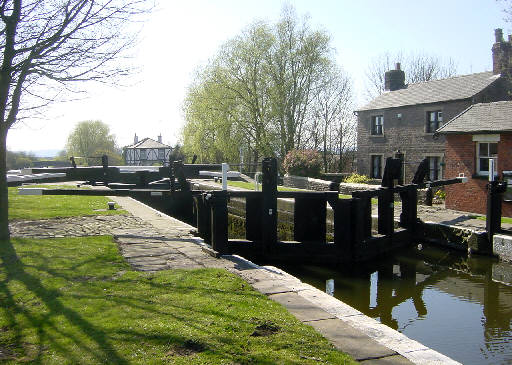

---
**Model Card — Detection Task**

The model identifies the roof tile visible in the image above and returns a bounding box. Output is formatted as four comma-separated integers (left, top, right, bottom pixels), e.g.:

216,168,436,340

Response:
358,72,500,111
436,100,512,134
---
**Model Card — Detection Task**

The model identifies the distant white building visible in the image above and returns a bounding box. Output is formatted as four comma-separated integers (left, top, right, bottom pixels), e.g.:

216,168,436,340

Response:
123,134,172,166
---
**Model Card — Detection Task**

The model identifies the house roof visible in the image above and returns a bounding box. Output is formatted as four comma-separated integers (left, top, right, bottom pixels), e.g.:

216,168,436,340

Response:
124,137,171,149
436,100,512,134
357,71,500,111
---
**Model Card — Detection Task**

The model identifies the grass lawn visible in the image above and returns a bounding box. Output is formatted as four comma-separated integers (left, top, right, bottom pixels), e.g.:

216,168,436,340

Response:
227,180,353,199
474,215,512,224
0,236,355,364
2,183,355,364
8,185,126,220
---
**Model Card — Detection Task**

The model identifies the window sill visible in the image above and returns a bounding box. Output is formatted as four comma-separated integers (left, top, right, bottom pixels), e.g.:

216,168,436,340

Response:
369,134,384,138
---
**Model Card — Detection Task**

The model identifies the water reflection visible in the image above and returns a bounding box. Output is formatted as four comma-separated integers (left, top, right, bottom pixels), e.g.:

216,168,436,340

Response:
281,244,512,364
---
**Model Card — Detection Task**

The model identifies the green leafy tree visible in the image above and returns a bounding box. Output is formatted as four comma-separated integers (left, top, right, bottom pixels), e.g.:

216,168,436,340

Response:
0,1,149,241
66,121,122,166
182,5,349,165
6,150,37,170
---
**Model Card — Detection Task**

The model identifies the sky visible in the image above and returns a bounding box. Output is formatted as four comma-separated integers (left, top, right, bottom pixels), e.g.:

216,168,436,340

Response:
6,0,510,154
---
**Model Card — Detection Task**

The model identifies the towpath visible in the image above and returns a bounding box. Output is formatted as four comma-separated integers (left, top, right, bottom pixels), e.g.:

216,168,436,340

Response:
10,194,460,364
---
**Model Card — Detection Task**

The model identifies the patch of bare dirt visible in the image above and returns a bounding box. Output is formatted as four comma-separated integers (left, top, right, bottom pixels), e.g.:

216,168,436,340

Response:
250,321,280,337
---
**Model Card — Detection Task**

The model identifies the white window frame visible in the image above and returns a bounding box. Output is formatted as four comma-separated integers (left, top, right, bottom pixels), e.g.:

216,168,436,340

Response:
473,135,500,176
158,148,165,160
476,142,498,176
139,148,147,160
370,115,384,136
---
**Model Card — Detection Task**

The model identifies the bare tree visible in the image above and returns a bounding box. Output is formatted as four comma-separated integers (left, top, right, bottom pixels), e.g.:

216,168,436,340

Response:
0,0,150,241
312,65,354,172
364,51,457,100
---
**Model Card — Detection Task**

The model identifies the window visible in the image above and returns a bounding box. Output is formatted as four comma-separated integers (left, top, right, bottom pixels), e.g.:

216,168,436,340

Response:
426,111,443,133
426,156,441,181
370,155,383,179
371,115,384,135
158,149,165,160
139,149,147,160
477,142,498,176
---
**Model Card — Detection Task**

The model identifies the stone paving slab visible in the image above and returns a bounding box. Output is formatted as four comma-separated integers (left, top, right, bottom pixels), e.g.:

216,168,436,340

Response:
269,292,336,322
360,355,413,364
306,318,399,362
251,279,314,295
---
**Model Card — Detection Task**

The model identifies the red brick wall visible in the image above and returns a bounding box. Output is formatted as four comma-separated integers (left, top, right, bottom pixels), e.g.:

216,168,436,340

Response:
444,133,512,217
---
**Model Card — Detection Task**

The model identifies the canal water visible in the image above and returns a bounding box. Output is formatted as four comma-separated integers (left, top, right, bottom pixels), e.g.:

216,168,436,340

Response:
280,244,512,365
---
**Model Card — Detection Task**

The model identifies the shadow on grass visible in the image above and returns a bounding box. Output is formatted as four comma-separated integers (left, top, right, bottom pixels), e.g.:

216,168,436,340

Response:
0,236,349,364
0,238,130,363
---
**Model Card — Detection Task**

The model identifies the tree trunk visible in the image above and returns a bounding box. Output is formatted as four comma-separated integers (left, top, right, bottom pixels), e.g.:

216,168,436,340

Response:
0,126,10,241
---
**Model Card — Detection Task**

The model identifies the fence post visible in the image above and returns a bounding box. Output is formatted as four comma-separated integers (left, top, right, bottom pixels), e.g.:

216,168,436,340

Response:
330,198,354,260
261,157,277,253
246,195,262,241
193,193,211,243
487,180,508,242
378,188,394,236
222,163,228,191
352,191,372,238
208,191,229,255
424,182,433,206
173,160,189,191
399,185,418,230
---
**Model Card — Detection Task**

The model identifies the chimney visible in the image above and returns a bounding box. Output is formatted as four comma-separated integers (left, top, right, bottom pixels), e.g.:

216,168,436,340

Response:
157,134,162,143
492,28,511,75
384,62,406,91
134,133,138,144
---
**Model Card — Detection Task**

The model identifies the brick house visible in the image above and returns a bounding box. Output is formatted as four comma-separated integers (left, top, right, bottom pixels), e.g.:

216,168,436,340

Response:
123,134,172,166
355,29,512,183
436,100,512,217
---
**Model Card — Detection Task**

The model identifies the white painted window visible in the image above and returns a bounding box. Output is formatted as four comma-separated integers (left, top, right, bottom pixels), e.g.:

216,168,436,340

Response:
139,149,146,160
158,149,164,159
371,115,383,135
476,142,498,176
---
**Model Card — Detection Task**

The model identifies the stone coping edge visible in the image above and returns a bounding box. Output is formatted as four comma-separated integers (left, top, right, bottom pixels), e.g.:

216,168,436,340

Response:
220,254,461,365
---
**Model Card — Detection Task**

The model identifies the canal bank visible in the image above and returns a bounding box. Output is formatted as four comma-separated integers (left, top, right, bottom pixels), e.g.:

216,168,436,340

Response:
107,195,460,364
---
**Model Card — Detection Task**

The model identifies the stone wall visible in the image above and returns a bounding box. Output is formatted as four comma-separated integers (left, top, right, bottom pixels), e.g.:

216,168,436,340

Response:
282,175,339,191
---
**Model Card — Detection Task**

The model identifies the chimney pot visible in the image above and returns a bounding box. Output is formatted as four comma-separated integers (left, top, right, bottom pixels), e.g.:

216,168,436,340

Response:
495,28,504,43
384,63,406,91
158,134,162,143
134,133,138,144
492,28,511,75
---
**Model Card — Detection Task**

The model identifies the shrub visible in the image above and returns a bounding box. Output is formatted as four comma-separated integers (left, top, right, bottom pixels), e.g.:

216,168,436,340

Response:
344,173,370,184
434,189,446,200
282,149,322,178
